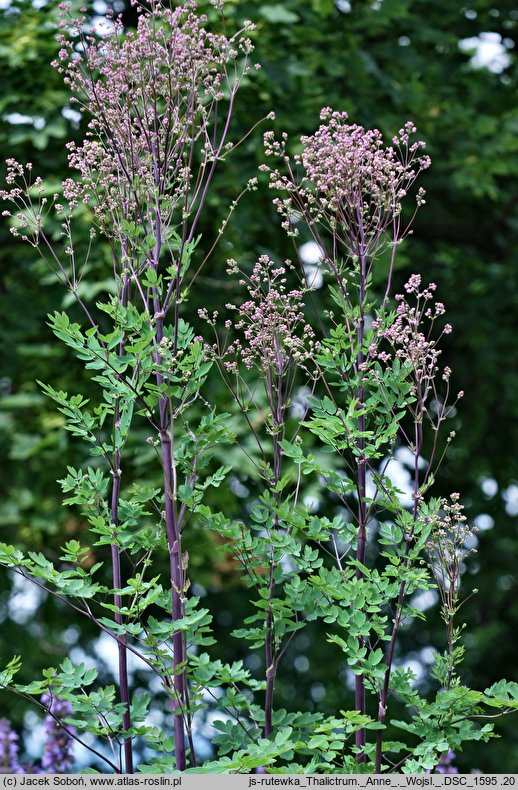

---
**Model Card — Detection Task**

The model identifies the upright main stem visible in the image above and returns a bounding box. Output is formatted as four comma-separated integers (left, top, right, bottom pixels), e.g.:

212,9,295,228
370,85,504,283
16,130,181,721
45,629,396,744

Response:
110,470,134,774
355,247,368,763
264,572,276,738
152,206,187,770
263,359,284,738
375,418,423,772
159,414,187,771
110,281,133,774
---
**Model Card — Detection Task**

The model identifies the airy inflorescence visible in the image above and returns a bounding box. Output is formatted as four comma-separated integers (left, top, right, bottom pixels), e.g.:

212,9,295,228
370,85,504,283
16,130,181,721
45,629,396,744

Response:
262,109,430,257
53,1,254,233
202,256,318,375
425,493,477,600
367,275,463,418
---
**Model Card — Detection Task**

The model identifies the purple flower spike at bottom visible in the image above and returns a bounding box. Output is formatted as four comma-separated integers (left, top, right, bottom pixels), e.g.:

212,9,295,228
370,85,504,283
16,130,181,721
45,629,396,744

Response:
40,694,76,773
0,718,24,773
437,749,458,774
426,749,458,775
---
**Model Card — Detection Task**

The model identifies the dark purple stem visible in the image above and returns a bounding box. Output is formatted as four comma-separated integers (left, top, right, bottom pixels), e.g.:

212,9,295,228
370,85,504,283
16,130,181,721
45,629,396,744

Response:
354,240,368,763
264,614,276,739
375,414,423,772
159,418,187,771
152,201,188,769
263,346,284,738
110,471,133,774
110,278,134,774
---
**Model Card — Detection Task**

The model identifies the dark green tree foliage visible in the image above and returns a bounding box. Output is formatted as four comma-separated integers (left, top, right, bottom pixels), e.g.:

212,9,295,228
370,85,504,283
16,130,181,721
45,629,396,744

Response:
0,0,517,771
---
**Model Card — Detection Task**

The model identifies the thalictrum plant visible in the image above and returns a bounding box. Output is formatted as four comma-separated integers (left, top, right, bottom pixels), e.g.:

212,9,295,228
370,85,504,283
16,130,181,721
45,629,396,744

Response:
1,1,517,776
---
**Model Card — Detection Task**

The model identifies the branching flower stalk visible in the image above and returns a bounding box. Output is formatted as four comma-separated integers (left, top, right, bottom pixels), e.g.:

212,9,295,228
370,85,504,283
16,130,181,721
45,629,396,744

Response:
1,138,137,777
367,277,464,770
108,275,133,773
1,0,257,771
263,109,430,762
426,494,478,692
204,255,318,737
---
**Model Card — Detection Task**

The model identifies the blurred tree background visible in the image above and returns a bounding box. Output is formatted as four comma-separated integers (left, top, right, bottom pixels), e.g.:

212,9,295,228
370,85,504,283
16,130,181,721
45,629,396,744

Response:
1,0,518,772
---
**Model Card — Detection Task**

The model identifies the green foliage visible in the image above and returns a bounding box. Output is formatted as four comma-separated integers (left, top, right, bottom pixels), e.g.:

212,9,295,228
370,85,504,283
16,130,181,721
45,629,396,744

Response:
0,0,517,775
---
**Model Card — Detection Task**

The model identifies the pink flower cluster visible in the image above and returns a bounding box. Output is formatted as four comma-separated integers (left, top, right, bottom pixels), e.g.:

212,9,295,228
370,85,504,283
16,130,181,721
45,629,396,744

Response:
262,109,430,257
368,275,453,396
52,1,254,233
203,256,318,375
0,160,52,244
425,493,478,596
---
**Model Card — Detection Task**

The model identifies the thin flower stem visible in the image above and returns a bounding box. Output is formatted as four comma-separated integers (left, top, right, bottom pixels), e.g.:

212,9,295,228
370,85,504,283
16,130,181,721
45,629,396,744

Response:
354,242,368,763
109,278,134,774
375,415,423,772
156,318,188,771
263,361,283,738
